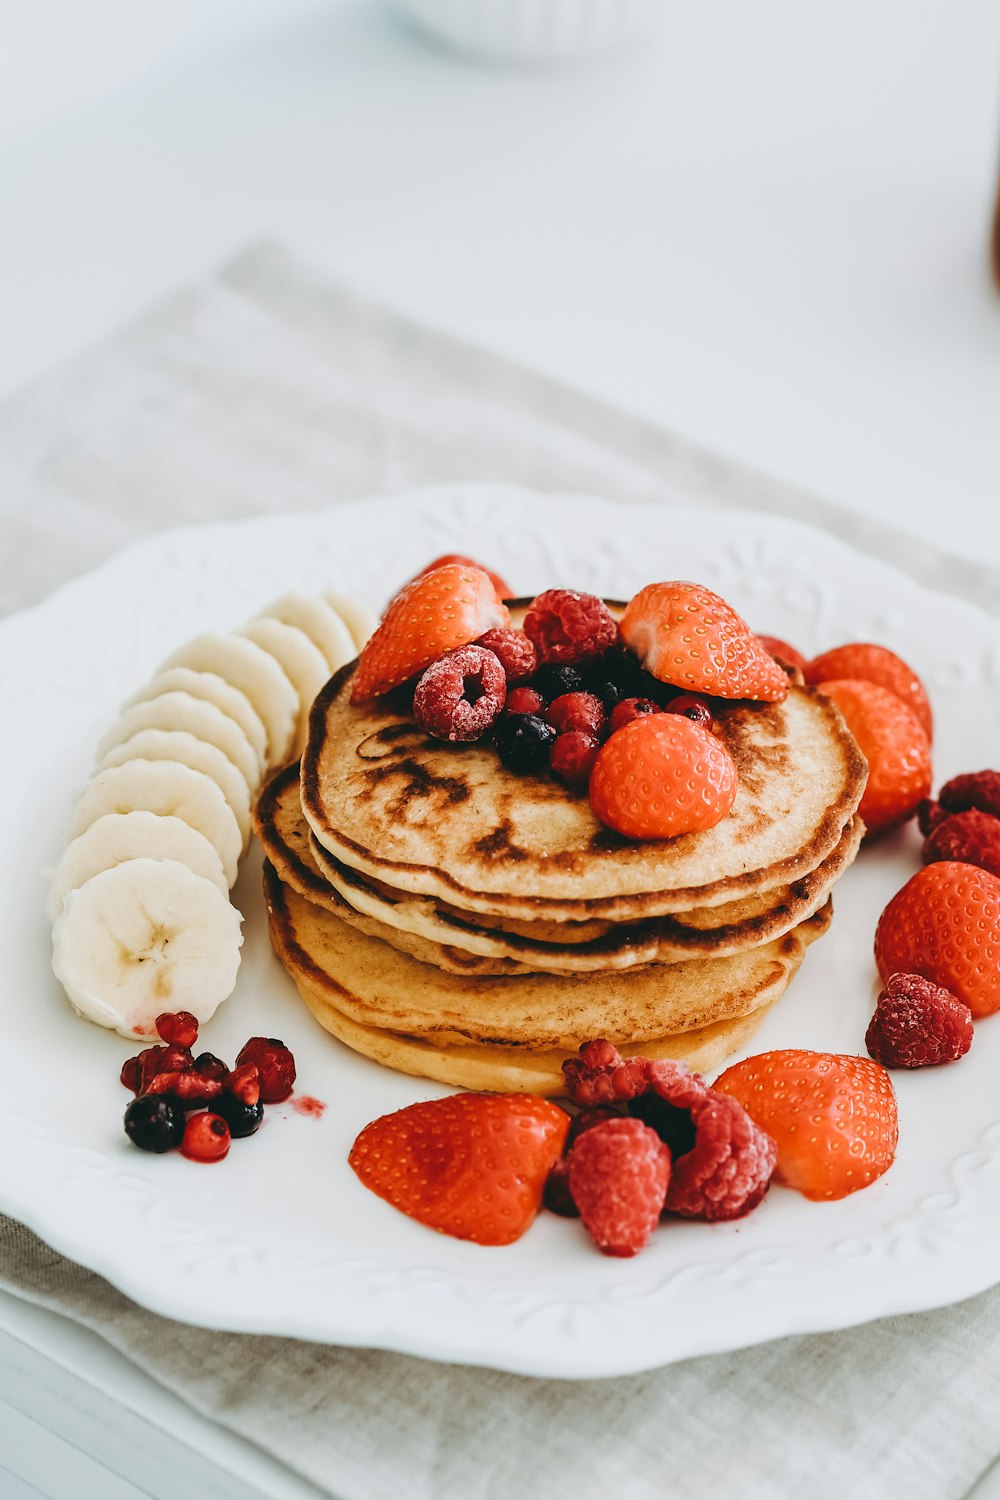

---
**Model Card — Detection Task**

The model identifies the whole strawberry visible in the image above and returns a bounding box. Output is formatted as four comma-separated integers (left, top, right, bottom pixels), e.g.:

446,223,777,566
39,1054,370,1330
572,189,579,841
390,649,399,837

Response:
567,1117,670,1257
923,808,1000,879
589,713,738,840
874,862,1000,1017
352,564,509,702
757,634,807,672
805,642,932,740
866,972,973,1068
620,582,788,702
817,678,931,835
349,1093,569,1246
715,1050,898,1201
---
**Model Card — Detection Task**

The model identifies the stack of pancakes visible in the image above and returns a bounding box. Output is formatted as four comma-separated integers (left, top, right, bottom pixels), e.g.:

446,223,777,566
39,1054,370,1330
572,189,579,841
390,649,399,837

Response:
257,609,867,1094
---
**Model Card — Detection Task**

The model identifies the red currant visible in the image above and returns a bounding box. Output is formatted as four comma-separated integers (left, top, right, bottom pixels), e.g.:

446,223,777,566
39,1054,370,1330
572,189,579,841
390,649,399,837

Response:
181,1113,231,1163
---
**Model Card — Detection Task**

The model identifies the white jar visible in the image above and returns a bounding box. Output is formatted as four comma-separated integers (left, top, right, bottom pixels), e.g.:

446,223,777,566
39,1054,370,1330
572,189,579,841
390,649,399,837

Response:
394,0,663,63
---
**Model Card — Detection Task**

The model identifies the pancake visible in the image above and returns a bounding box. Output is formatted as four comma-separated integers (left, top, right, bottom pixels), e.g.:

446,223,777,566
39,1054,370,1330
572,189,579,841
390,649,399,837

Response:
302,663,866,924
263,861,832,1050
256,761,857,973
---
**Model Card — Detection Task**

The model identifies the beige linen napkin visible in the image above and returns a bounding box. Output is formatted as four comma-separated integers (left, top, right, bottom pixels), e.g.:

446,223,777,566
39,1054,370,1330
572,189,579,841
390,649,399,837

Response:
1,243,998,1500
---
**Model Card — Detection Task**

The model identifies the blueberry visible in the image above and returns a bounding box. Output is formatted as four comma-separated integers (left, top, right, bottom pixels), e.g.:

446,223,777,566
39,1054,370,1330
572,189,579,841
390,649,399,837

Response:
530,663,585,702
124,1095,186,1153
215,1093,264,1139
494,713,557,773
590,680,623,712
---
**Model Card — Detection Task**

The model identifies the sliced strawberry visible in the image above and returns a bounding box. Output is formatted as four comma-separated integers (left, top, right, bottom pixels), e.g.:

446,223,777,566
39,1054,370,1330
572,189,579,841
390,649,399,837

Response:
816,678,931,835
348,1093,569,1246
413,554,513,602
714,1050,898,1201
589,713,738,840
352,564,510,702
805,642,932,740
875,861,1000,1018
620,583,788,702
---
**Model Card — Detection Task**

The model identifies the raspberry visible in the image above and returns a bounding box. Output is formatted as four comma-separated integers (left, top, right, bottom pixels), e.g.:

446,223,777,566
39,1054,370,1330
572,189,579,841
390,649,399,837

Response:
917,798,948,836
608,697,660,735
181,1113,231,1164
923,809,1000,878
866,972,973,1068
567,1118,671,1256
412,645,506,743
523,589,618,667
505,687,545,716
236,1038,296,1104
568,1105,621,1142
530,663,586,701
939,770,1000,821
545,692,606,738
133,1043,194,1093
494,713,556,773
666,694,714,729
476,628,537,682
564,1043,775,1220
155,1011,199,1048
144,1071,224,1107
550,731,599,787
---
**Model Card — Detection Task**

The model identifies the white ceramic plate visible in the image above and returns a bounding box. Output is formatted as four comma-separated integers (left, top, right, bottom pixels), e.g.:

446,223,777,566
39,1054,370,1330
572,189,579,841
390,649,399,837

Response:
2,485,999,1379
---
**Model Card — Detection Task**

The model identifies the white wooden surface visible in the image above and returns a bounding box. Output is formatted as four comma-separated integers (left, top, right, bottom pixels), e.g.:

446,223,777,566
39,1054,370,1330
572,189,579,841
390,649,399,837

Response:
0,2,998,1494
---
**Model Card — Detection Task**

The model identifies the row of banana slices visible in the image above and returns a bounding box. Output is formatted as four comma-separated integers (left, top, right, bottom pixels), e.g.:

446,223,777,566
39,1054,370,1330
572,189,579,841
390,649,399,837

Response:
49,591,375,1040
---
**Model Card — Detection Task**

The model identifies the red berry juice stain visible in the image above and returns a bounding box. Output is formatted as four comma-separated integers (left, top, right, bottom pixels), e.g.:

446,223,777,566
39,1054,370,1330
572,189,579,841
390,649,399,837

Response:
291,1094,326,1118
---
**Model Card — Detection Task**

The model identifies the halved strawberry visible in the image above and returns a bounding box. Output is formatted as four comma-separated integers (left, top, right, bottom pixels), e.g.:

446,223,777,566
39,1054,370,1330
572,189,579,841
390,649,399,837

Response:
348,1093,569,1245
875,861,1000,1018
714,1050,898,1201
352,564,509,702
413,554,513,602
620,583,788,701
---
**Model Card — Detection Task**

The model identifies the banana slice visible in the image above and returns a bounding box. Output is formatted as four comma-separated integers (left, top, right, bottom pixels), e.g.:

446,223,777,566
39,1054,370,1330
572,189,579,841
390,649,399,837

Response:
95,691,260,795
51,858,243,1039
97,730,252,852
323,591,376,653
238,619,329,754
256,595,355,675
69,760,242,887
125,668,268,778
158,633,299,770
46,811,227,923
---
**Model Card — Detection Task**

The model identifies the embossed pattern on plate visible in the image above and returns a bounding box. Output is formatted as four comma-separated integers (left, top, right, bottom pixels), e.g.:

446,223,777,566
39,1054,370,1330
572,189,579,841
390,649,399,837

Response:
2,485,999,1378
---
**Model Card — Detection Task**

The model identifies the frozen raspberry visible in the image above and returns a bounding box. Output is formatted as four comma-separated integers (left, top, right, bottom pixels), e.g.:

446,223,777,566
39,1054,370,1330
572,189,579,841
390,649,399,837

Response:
939,770,1000,821
155,1011,199,1048
236,1038,296,1104
476,628,537,682
917,798,948,836
523,590,618,667
494,713,556,773
531,663,586,702
568,1105,621,1142
866,972,973,1068
666,694,714,729
550,731,600,787
923,808,1000,878
412,644,506,743
562,1040,654,1107
505,686,545,716
545,692,606,738
608,697,660,735
568,1118,671,1257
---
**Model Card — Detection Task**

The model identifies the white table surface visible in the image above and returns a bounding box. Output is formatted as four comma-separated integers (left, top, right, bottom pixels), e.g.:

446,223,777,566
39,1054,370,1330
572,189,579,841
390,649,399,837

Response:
1,2,999,1495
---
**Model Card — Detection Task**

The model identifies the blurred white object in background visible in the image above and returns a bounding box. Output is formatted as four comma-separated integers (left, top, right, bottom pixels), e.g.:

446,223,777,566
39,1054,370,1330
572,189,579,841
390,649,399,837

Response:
394,0,662,62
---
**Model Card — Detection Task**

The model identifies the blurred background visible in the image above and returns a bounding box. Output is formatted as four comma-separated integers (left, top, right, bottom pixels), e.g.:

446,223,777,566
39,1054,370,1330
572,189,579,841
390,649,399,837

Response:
0,0,998,559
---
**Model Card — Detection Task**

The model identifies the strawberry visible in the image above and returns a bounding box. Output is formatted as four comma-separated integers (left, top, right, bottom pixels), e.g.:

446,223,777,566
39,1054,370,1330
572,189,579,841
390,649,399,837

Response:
816,678,931,835
874,862,1000,1018
413,554,513,601
619,582,789,702
757,634,807,672
589,713,738,840
714,1050,898,1201
805,642,932,740
348,1093,569,1246
352,564,509,702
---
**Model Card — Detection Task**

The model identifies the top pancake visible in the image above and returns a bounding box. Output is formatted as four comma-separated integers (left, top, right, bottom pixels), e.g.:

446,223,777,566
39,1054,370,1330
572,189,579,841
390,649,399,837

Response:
302,643,866,925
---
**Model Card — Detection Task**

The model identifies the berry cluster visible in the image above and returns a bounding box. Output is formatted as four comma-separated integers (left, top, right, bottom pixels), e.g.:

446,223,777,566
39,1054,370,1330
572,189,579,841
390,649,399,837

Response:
121,1011,297,1163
